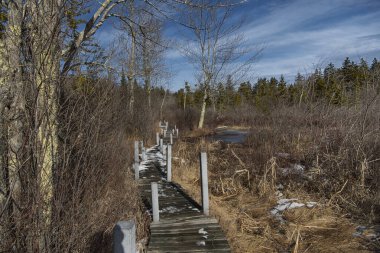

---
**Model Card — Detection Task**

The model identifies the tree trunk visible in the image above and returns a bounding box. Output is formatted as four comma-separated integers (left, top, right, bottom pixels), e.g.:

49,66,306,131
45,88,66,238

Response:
146,79,152,108
128,0,136,113
198,90,208,129
183,91,187,111
160,89,167,120
28,1,62,249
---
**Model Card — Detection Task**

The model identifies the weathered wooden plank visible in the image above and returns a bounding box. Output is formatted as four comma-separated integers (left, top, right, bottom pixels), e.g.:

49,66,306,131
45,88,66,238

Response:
148,249,231,253
151,218,219,227
148,244,230,252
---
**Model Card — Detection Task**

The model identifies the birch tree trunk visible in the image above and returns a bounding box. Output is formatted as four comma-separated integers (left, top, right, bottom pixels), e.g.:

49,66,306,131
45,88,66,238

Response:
23,1,63,250
198,89,208,129
183,90,187,111
143,32,152,109
128,0,136,113
160,89,167,120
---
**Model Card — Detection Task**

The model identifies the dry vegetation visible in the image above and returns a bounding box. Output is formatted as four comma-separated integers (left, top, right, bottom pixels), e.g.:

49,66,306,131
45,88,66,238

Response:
172,98,380,252
0,76,160,251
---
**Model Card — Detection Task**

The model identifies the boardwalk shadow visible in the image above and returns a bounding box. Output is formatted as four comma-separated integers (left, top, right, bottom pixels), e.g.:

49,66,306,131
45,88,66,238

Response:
151,158,202,211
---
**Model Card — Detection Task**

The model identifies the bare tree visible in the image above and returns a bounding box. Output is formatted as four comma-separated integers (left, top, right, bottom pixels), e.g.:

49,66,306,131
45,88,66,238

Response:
180,1,259,128
139,15,166,109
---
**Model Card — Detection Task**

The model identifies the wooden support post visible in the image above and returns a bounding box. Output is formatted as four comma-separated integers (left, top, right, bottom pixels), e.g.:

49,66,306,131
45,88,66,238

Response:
156,132,159,145
159,138,163,153
167,145,172,182
176,128,179,138
164,129,167,138
159,121,162,127
134,162,139,180
113,220,136,253
163,144,166,156
200,152,209,215
170,133,173,145
140,140,144,150
151,182,159,223
134,141,139,164
166,121,168,130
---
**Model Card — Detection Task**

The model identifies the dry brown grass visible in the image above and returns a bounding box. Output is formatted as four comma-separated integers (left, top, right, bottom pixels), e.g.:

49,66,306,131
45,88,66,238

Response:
172,136,374,252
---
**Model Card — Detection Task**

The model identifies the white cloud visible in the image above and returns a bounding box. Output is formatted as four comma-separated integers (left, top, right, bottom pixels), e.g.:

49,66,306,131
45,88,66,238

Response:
238,0,380,81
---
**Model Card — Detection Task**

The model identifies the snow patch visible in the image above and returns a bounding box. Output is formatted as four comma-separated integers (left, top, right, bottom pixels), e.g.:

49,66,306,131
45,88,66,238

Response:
198,228,208,234
196,241,206,246
306,201,317,208
160,206,181,213
271,199,305,216
279,164,305,175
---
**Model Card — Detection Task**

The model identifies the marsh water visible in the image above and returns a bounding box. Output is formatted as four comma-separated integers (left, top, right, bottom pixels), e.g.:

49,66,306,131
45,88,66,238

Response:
208,127,249,144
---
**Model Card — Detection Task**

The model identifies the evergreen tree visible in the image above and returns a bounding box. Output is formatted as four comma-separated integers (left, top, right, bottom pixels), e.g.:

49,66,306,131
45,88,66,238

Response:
295,72,305,85
313,68,326,99
359,58,369,72
238,81,252,103
277,75,287,99
324,63,336,82
216,82,227,111
176,88,185,107
225,75,235,107
184,81,193,107
292,73,305,104
371,58,380,72
341,57,359,85
268,77,278,98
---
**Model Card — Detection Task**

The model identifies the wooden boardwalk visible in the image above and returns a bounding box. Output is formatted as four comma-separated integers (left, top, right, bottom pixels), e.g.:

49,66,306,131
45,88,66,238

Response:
137,134,231,252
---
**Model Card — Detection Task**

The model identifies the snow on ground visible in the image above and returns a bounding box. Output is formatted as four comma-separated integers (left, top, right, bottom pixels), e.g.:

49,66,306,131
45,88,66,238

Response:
160,206,182,213
271,183,318,222
198,228,208,234
196,241,206,246
279,163,305,175
270,199,305,216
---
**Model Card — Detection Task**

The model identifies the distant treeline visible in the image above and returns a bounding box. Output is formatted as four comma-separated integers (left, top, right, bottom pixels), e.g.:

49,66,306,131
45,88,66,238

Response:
175,57,380,111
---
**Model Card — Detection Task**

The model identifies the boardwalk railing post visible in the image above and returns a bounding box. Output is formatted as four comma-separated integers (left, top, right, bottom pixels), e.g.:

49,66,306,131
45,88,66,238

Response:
170,133,173,145
176,128,179,138
151,182,160,223
156,132,159,145
200,152,209,216
166,121,168,130
159,138,163,153
167,145,172,182
134,141,139,164
164,129,167,138
134,162,139,180
113,220,136,253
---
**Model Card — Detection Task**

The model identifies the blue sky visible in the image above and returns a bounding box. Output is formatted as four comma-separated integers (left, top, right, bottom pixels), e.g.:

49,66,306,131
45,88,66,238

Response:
96,0,380,90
